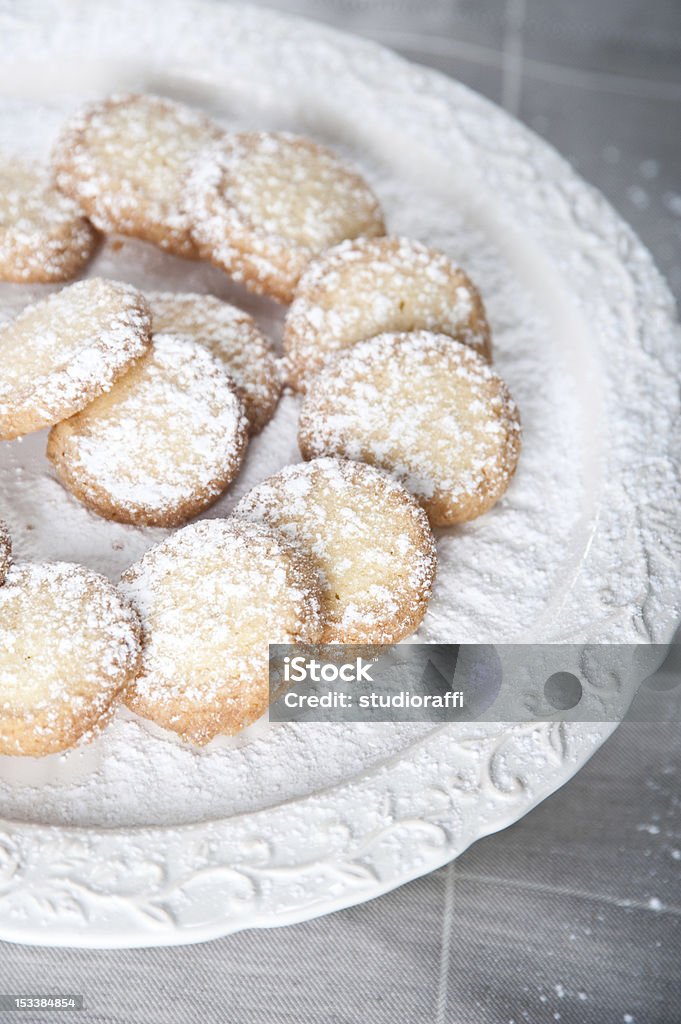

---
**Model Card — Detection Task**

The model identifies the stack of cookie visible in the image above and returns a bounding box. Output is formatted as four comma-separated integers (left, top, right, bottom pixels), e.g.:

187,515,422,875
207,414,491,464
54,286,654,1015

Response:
0,279,260,526
0,92,521,754
51,94,386,300
284,236,521,526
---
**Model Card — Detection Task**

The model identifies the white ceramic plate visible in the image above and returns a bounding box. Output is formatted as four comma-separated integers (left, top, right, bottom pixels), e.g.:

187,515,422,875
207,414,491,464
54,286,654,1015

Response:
0,1,678,947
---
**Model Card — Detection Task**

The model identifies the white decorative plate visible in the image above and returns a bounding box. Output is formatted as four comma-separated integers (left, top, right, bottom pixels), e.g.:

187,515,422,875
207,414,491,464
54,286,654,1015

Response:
0,1,679,947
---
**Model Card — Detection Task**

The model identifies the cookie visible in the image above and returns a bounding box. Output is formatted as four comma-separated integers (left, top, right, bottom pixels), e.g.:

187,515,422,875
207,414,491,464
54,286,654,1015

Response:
0,156,98,283
284,236,492,390
188,132,385,303
147,291,281,434
298,331,521,526
0,277,151,441
47,333,249,528
52,93,222,258
0,519,10,585
120,518,324,744
235,457,436,643
0,561,141,757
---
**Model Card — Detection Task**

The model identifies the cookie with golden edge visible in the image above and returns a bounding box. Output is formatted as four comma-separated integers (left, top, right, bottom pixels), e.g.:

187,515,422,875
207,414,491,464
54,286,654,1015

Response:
188,132,385,303
235,457,436,643
52,93,222,258
298,331,521,526
48,333,249,528
120,518,324,745
147,291,281,434
0,157,98,283
284,236,492,390
0,561,141,757
0,519,10,585
0,278,151,441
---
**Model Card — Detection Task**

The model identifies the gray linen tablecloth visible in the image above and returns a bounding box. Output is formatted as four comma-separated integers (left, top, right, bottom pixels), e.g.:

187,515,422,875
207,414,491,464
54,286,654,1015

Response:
2,2,680,1021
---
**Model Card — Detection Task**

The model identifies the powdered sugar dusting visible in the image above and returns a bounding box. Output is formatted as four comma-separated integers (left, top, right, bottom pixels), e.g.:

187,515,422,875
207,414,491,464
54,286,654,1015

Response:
0,156,97,283
299,331,521,525
120,517,323,744
53,93,223,257
48,333,249,526
0,561,140,756
284,235,491,388
234,457,436,643
188,132,385,301
0,277,151,439
147,290,282,433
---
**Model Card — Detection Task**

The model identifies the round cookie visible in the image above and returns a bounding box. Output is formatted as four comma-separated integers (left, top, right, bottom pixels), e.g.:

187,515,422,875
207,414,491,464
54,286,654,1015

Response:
0,519,11,585
298,331,521,526
147,291,281,434
47,333,249,528
120,518,324,745
0,561,141,757
52,93,222,258
235,457,436,643
0,157,98,283
0,278,151,441
284,236,492,390
188,132,385,303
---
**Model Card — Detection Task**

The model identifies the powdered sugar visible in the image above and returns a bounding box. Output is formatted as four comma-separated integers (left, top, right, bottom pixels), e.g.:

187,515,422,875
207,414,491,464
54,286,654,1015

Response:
234,456,436,643
147,290,281,433
48,332,249,526
0,277,151,439
120,517,323,744
284,236,491,388
53,93,222,257
0,561,140,756
299,331,521,525
0,156,97,283
188,132,385,301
